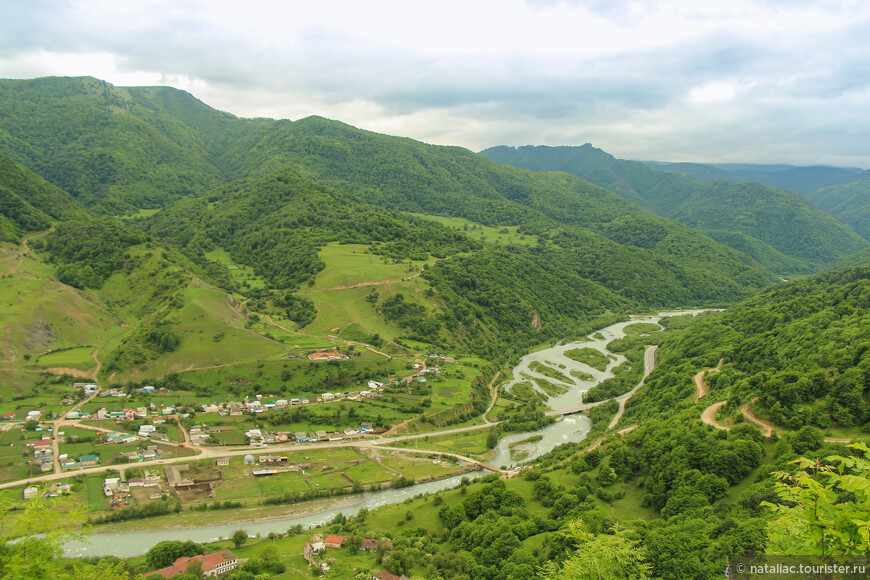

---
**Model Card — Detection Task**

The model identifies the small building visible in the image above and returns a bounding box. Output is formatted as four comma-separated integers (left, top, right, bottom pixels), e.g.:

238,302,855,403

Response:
307,351,342,361
23,486,39,500
258,455,286,464
166,465,193,487
216,457,230,467
138,424,156,437
303,541,325,565
80,454,99,466
315,430,329,442
243,454,255,465
103,477,121,497
295,432,307,442
324,535,347,549
148,550,238,579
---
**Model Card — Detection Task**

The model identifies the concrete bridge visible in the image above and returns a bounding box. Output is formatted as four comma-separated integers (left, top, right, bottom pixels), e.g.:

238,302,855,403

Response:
545,399,610,417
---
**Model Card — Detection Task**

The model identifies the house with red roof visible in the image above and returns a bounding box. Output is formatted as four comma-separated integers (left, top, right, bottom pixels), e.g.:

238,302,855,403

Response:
307,351,343,361
147,550,239,578
324,534,347,548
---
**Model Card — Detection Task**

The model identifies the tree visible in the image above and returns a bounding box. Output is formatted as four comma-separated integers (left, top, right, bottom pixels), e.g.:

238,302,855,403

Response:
763,443,870,556
0,494,131,580
145,540,204,569
540,520,651,580
231,529,249,548
185,560,204,578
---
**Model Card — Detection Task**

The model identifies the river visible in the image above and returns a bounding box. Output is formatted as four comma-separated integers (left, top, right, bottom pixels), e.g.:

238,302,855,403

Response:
64,310,706,558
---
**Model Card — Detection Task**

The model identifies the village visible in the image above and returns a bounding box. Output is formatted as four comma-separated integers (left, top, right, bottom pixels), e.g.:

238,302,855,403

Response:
4,354,449,476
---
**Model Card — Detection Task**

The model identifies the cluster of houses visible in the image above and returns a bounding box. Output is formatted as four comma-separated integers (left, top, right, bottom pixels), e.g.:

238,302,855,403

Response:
198,380,389,418
27,438,53,472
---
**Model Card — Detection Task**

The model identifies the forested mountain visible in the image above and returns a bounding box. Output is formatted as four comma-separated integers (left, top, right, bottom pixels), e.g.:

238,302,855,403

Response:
0,153,89,241
0,77,778,350
646,161,864,195
0,77,774,292
0,76,261,213
480,145,868,274
804,174,870,241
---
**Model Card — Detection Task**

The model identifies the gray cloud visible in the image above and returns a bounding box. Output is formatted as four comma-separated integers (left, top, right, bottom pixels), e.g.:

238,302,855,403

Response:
1,1,869,166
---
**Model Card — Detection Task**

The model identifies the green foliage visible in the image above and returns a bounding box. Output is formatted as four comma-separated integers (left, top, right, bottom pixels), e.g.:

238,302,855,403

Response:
806,175,870,241
47,219,146,289
763,444,870,555
541,521,651,580
145,540,205,570
0,153,89,240
0,495,130,580
231,529,249,548
0,77,234,214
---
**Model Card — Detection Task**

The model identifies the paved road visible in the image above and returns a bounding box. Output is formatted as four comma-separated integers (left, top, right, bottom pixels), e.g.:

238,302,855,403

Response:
607,345,658,430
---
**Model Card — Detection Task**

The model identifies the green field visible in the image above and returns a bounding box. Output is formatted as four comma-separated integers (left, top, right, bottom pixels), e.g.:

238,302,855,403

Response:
35,347,95,371
296,242,443,344
387,428,496,459
343,460,395,485
308,243,434,290
204,246,267,290
410,214,540,246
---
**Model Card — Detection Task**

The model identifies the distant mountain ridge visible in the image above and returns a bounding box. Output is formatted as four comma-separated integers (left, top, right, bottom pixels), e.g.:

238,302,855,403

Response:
480,144,869,274
645,161,865,195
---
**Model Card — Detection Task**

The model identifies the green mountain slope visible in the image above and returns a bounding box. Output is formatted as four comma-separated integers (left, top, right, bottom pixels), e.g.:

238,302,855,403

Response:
0,76,250,213
215,116,772,290
0,76,779,374
0,153,90,241
627,265,870,433
648,161,864,195
480,145,868,273
0,79,772,301
804,174,870,241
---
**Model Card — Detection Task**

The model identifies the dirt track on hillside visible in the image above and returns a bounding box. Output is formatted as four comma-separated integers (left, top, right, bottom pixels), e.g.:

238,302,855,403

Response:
694,358,723,402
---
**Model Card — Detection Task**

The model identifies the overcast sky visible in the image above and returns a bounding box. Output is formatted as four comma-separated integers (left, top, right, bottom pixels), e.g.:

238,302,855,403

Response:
2,0,868,167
